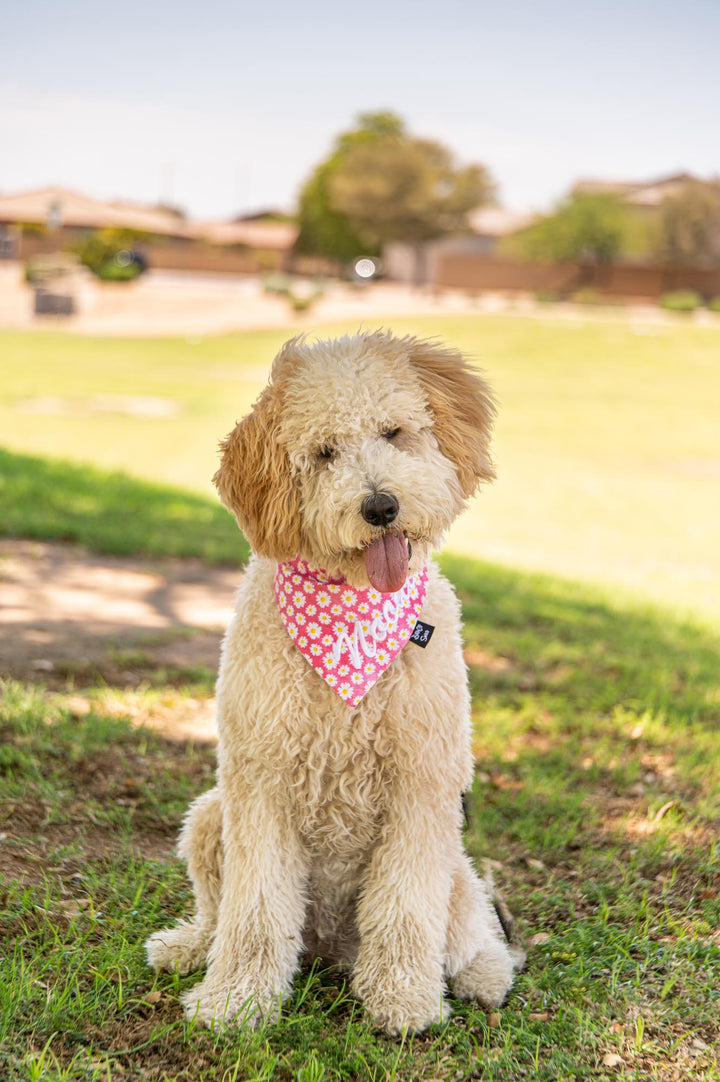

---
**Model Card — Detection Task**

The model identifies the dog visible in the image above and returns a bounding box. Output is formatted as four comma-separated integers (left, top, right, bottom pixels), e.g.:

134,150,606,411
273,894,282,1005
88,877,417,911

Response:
146,330,523,1034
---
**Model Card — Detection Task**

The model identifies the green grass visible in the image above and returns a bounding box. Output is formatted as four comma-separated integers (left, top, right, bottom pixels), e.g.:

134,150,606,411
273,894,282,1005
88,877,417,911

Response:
0,447,248,564
1,321,719,1077
2,555,719,1080
1,316,720,624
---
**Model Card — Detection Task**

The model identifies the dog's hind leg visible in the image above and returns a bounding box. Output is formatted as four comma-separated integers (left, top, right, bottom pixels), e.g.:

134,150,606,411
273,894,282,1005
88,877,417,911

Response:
444,856,525,1008
146,788,222,974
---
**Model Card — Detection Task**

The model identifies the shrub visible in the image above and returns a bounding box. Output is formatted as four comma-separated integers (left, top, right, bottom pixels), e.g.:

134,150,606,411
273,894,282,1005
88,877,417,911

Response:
263,273,291,296
24,253,77,284
707,296,720,313
572,288,602,305
73,229,147,281
659,290,702,314
96,259,143,282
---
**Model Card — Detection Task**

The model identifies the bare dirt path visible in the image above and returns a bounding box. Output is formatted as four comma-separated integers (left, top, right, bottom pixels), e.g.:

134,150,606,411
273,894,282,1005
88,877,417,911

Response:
0,539,240,739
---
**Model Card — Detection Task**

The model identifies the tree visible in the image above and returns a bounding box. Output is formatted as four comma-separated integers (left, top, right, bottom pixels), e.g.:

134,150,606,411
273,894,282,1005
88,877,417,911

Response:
516,193,627,287
295,112,404,263
654,179,720,267
295,113,494,278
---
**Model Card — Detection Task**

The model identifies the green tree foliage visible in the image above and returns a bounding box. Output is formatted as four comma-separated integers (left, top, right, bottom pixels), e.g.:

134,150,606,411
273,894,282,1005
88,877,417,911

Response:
295,112,403,262
516,194,627,274
295,112,494,271
654,179,720,267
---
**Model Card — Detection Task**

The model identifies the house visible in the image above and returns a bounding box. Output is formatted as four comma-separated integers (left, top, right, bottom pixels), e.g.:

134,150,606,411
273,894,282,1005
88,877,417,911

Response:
572,172,700,210
383,207,535,285
0,186,297,272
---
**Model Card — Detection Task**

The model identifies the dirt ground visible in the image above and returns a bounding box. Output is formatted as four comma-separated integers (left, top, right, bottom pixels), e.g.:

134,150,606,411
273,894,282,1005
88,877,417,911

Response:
0,539,239,739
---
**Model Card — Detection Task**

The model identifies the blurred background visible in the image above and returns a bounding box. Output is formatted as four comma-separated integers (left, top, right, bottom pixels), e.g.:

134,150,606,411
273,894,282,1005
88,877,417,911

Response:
1,0,719,629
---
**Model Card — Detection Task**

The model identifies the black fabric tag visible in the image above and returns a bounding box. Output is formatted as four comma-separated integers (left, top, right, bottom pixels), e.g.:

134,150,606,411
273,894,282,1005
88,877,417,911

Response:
410,619,435,648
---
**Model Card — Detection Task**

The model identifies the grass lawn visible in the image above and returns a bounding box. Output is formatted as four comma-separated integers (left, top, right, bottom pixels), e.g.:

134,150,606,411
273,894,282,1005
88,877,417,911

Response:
1,315,719,625
1,320,719,1078
1,549,718,1082
2,538,719,1080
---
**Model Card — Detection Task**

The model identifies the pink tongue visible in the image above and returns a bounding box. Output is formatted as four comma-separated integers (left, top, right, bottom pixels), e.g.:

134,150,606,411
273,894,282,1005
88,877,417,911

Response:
365,532,409,593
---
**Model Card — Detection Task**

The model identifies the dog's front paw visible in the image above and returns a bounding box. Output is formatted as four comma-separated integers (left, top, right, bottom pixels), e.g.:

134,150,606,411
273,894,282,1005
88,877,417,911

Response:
353,965,450,1036
145,921,211,975
180,977,282,1029
451,937,518,1008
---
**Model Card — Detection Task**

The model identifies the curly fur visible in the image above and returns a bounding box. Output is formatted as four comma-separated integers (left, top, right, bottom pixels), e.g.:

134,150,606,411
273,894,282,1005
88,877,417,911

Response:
145,330,523,1034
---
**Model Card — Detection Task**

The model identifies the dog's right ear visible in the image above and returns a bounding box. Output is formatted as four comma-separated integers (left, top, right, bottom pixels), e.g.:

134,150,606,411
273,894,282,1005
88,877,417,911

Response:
213,383,302,560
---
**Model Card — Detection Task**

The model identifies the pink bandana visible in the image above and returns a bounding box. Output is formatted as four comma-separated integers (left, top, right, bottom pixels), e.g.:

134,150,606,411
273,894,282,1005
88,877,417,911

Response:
274,557,428,706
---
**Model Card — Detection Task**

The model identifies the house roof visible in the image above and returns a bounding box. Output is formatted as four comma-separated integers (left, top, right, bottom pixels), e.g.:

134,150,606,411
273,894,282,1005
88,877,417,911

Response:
0,185,298,249
187,219,298,250
0,186,192,236
467,206,536,236
572,172,698,207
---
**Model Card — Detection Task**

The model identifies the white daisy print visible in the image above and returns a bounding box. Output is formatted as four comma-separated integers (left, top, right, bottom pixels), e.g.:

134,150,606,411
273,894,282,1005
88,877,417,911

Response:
310,643,322,656
288,624,298,638
342,590,355,606
377,649,389,665
339,684,352,700
295,612,306,625
326,673,337,686
351,672,363,685
358,601,370,613
317,592,330,607
307,623,321,639
293,592,306,608
298,636,308,648
322,634,333,646
364,662,376,675
331,603,343,616
319,612,331,625
338,664,350,676
323,655,337,669
306,604,317,616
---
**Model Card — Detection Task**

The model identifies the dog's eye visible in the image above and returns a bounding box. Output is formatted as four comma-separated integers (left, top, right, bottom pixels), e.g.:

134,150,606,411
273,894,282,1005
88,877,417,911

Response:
317,445,335,462
382,427,401,440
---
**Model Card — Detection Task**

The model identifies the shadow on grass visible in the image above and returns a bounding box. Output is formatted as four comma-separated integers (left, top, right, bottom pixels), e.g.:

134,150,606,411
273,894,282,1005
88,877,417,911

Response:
0,446,249,565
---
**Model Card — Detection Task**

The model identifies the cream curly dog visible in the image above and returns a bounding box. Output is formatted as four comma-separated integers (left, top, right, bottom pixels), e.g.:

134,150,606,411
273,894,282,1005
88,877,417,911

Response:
146,330,523,1034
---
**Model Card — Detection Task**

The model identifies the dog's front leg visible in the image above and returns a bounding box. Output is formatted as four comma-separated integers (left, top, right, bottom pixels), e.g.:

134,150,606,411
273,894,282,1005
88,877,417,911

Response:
181,781,307,1028
352,790,455,1035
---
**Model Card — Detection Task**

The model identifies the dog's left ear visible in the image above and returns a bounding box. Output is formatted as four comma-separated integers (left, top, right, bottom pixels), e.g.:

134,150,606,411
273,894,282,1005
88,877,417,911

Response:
409,339,496,498
213,382,302,560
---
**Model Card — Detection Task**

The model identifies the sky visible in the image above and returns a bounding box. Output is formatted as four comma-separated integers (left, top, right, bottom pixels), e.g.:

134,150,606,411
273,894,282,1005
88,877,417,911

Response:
2,0,718,221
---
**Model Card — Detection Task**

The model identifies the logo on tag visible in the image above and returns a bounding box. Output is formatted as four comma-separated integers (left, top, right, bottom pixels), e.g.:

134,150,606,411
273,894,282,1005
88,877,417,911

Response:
410,619,435,648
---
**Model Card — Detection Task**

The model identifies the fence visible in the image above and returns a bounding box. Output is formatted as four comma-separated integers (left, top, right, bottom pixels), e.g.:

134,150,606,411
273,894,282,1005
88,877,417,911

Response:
434,255,720,300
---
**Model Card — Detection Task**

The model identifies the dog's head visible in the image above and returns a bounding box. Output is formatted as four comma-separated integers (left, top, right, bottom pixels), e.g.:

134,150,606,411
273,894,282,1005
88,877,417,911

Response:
214,331,495,588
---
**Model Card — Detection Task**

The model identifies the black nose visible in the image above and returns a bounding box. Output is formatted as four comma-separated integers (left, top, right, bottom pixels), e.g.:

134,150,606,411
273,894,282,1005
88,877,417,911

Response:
361,491,399,527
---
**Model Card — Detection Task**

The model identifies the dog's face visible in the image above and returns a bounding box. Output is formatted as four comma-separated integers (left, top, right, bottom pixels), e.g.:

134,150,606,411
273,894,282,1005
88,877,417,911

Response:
214,332,495,588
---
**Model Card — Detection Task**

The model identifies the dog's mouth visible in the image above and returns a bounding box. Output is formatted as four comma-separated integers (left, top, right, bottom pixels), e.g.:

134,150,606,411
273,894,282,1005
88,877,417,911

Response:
364,531,411,593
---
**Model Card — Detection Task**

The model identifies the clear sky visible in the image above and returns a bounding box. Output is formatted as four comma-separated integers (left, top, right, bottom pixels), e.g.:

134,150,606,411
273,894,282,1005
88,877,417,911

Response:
2,0,718,220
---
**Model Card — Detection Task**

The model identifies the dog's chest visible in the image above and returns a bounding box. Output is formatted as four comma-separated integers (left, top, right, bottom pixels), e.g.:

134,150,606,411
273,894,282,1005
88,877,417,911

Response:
286,705,394,857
